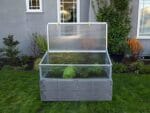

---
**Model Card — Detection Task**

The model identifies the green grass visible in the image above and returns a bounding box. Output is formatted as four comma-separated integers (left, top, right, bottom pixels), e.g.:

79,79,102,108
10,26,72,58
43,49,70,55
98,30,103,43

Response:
0,69,150,113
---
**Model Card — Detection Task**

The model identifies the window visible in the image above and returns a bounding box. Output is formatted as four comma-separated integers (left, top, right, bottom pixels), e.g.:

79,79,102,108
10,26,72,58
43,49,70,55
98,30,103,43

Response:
58,0,80,23
26,0,42,12
138,0,150,39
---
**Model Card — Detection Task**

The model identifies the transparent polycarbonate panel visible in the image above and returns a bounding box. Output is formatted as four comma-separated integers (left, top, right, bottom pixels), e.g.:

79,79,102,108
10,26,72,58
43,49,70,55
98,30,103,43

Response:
40,65,110,78
48,23,107,51
41,52,110,64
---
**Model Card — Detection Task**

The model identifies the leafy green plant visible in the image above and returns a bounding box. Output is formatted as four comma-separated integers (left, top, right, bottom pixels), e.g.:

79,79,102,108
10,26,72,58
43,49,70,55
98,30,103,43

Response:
77,66,105,78
63,66,76,79
77,68,89,78
88,66,103,76
32,33,47,56
113,63,127,73
92,0,131,55
47,67,64,78
34,58,42,71
3,35,20,65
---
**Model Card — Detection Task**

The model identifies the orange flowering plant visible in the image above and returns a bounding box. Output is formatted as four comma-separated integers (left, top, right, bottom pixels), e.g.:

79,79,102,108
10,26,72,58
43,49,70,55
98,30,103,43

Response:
127,38,143,57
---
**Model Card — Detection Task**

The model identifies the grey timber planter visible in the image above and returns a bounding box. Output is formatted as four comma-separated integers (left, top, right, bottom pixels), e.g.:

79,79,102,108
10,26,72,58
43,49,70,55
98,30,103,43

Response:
39,23,112,101
40,78,112,101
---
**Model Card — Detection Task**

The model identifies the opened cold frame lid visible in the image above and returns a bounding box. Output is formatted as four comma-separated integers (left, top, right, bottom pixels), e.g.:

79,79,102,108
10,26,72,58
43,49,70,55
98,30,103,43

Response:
47,23,108,52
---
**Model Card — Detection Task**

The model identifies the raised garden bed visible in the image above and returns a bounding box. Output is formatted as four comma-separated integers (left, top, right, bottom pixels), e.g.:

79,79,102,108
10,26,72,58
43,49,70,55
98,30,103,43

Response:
39,23,112,101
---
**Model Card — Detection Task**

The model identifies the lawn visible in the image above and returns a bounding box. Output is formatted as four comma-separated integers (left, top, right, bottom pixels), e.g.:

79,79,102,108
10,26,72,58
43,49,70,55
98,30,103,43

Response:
0,68,150,113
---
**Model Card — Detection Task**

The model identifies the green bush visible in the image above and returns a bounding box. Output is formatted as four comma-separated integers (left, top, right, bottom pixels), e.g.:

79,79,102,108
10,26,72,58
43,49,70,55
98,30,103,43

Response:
3,35,20,65
139,65,150,74
32,33,47,56
128,60,144,74
113,63,127,73
92,0,131,55
63,67,76,79
34,58,42,71
2,65,14,70
20,56,35,70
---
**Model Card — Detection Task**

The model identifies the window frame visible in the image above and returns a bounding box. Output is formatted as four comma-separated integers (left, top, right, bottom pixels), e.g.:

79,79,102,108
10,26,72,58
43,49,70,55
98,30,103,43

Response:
57,0,80,23
137,0,150,39
26,0,43,12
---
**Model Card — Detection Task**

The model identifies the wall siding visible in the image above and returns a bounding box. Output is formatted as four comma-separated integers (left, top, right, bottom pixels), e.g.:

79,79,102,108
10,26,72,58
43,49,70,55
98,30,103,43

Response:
0,0,149,55
0,0,90,55
131,0,150,56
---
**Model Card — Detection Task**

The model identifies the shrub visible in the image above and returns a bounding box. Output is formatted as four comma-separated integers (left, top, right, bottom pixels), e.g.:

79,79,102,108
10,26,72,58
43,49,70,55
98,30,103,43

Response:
2,65,14,70
20,55,35,70
127,38,143,58
113,63,127,73
92,0,131,55
3,35,20,65
128,60,144,74
0,48,3,57
32,33,47,57
63,67,76,79
139,65,150,74
34,58,42,71
0,48,4,69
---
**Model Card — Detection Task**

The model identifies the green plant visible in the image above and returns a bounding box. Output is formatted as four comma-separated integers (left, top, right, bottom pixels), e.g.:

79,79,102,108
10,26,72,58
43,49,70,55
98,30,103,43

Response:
32,33,47,56
47,67,64,78
3,35,20,65
77,68,89,78
113,63,127,73
77,66,105,78
20,55,35,70
139,65,150,74
63,66,76,79
128,60,144,74
88,66,103,76
33,58,42,71
0,48,4,69
0,48,3,57
92,0,131,55
1,65,14,70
